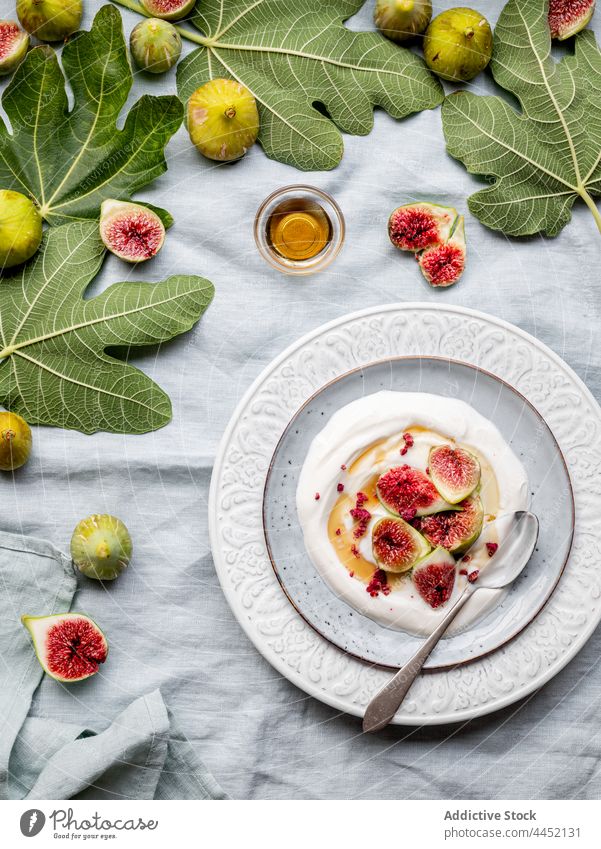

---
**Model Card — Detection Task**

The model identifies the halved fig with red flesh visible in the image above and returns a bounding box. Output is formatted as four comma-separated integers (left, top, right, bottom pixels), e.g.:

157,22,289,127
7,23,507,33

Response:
388,202,455,253
418,215,466,288
372,517,431,573
0,21,29,76
99,199,166,263
412,547,456,608
140,0,196,21
549,0,595,40
418,495,484,554
21,612,108,682
428,443,480,504
376,465,457,519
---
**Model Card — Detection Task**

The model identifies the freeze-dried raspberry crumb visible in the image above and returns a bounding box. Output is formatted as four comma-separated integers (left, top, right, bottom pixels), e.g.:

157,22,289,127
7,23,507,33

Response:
468,570,480,583
486,542,498,558
366,568,388,598
337,483,344,493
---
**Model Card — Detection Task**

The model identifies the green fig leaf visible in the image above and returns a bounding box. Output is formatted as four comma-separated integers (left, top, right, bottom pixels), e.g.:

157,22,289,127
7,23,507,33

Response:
167,0,443,171
0,222,214,434
0,5,183,226
442,0,601,237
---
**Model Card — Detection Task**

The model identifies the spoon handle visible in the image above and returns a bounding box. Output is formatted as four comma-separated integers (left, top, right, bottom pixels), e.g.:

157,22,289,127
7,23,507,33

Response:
363,586,476,733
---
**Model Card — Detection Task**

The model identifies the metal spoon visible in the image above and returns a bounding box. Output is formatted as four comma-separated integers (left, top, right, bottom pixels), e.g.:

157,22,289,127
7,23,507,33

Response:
362,511,539,733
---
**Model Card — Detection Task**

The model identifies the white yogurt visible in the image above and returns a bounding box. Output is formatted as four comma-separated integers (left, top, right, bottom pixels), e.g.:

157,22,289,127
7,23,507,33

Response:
296,391,529,636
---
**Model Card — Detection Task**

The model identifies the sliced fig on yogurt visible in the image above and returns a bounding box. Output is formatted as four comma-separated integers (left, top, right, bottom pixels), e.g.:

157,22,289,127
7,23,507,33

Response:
376,465,457,519
372,517,431,573
428,443,480,504
418,495,484,554
412,547,456,608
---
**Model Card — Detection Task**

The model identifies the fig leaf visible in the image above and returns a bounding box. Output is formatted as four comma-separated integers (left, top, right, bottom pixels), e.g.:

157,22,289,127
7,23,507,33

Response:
0,5,182,226
442,0,601,237
168,0,443,171
0,222,214,434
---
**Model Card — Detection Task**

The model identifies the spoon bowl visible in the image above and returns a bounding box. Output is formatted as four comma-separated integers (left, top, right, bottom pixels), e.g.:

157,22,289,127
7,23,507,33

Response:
475,511,539,589
363,511,539,733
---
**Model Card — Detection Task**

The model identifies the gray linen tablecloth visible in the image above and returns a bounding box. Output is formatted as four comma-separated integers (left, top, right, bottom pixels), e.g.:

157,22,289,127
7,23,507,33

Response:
1,0,601,799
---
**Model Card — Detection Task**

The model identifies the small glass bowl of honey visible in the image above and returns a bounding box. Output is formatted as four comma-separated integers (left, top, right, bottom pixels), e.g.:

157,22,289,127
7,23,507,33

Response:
254,185,345,275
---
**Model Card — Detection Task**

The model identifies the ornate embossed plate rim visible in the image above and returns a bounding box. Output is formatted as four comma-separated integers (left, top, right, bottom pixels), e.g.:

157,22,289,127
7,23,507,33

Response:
209,303,601,725
261,355,574,672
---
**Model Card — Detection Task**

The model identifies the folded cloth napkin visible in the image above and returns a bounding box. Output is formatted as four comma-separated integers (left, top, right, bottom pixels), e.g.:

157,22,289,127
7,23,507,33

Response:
0,531,226,800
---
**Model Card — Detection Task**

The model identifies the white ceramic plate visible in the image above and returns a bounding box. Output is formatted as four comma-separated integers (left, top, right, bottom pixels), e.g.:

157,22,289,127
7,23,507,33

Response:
209,304,601,725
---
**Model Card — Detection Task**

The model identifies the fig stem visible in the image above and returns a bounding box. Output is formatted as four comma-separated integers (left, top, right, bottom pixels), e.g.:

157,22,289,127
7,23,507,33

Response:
578,187,601,234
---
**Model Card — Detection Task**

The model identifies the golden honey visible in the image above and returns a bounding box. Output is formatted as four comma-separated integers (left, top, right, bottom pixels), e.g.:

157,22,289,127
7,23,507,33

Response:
267,198,331,261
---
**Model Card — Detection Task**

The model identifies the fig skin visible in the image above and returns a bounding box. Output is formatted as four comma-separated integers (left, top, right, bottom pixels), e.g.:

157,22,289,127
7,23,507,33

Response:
130,18,182,74
99,199,165,263
0,411,32,471
71,514,132,581
16,0,82,43
549,0,596,40
187,78,260,162
0,189,43,270
141,0,196,22
0,21,29,76
423,7,493,82
375,0,432,43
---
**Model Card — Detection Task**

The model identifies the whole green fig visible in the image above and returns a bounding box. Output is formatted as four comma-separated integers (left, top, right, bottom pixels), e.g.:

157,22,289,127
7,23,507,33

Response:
0,189,43,270
424,7,493,82
130,18,182,74
16,0,82,43
71,514,132,581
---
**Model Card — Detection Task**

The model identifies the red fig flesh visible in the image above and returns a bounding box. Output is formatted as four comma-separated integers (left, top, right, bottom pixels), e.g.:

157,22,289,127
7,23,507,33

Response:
372,516,431,573
0,20,29,76
418,215,466,288
21,613,108,682
428,443,480,504
388,202,455,252
140,0,196,22
549,0,595,40
376,464,456,518
412,547,456,608
418,495,484,554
